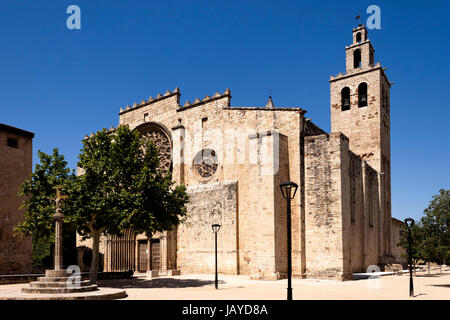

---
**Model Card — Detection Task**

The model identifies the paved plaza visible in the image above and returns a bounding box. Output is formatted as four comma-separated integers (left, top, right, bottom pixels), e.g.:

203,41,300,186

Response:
2,269,448,300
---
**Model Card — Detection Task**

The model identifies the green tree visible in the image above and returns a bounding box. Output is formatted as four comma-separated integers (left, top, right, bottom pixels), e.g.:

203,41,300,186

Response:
398,189,450,275
16,126,189,282
14,149,75,268
65,125,189,283
398,222,423,270
422,189,450,271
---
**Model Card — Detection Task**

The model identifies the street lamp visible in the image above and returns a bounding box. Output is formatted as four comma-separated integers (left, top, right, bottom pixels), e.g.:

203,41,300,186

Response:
279,181,298,301
212,223,221,290
404,218,415,297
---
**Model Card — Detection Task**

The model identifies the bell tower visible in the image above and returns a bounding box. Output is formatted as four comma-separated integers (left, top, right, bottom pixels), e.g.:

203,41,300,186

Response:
329,25,392,261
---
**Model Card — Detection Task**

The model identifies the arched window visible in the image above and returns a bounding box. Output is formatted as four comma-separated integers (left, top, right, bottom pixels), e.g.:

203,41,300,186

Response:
353,49,361,68
341,87,350,111
356,32,362,43
358,83,368,108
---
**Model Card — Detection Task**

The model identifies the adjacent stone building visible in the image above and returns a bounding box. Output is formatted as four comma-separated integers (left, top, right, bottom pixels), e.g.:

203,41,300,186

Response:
78,25,405,280
0,123,34,274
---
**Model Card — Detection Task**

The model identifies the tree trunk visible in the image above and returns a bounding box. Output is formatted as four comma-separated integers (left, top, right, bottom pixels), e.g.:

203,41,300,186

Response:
90,232,100,284
428,262,431,276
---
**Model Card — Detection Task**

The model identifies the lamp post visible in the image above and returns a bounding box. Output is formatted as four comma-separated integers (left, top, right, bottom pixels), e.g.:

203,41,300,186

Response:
404,218,415,298
279,181,298,301
212,223,221,290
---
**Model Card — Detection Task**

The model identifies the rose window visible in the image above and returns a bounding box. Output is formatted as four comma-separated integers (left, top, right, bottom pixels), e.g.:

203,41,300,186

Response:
194,149,218,178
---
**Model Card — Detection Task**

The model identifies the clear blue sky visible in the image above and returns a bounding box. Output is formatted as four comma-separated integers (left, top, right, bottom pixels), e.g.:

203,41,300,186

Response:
1,1,449,221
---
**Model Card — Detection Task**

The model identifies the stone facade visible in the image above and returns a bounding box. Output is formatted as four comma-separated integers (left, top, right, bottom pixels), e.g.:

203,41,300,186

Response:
391,218,407,266
0,123,34,274
177,181,238,274
77,24,405,280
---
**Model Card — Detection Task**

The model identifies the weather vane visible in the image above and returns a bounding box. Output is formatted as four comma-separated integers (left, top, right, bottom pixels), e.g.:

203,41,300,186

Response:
356,11,362,26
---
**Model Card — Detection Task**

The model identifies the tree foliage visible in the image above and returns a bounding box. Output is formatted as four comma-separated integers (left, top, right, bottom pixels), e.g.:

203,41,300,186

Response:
16,125,189,282
66,125,189,236
399,189,450,270
65,125,188,282
423,189,450,264
15,149,74,239
14,149,75,267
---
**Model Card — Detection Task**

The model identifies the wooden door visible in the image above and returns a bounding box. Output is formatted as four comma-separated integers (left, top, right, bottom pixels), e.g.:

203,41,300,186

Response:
151,239,160,271
138,241,148,272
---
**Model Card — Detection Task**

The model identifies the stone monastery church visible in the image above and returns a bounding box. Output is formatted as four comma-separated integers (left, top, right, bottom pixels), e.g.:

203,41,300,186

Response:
77,25,405,280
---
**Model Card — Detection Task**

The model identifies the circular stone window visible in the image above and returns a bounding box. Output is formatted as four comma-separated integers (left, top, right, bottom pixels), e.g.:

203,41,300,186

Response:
194,149,218,179
136,122,172,173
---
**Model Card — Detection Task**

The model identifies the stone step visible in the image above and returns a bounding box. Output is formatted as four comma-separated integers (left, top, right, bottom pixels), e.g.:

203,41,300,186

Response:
30,280,92,288
1,288,127,300
38,276,83,282
21,284,98,294
45,270,73,278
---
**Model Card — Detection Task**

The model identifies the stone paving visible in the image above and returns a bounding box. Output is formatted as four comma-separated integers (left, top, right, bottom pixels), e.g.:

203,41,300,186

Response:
0,286,126,300
102,269,449,300
0,269,448,300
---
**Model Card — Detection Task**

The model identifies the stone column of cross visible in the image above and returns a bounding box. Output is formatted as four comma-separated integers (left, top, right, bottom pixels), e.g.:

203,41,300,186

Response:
52,186,69,271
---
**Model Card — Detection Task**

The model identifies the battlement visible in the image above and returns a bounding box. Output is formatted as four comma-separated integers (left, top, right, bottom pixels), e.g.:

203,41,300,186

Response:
118,87,234,115
84,126,116,139
119,87,181,115
178,88,231,111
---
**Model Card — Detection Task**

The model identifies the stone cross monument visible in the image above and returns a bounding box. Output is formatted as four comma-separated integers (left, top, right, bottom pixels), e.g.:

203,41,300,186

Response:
52,186,68,271
17,170,127,299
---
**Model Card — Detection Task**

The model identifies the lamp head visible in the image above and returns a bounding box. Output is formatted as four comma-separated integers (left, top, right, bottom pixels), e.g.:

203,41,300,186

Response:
404,218,414,229
212,224,221,233
279,181,298,200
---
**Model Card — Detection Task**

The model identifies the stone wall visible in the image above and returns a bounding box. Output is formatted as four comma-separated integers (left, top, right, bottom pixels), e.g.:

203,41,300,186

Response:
365,164,381,267
349,152,365,272
304,131,389,278
391,218,407,266
177,181,238,274
0,124,34,274
348,152,383,272
304,133,352,280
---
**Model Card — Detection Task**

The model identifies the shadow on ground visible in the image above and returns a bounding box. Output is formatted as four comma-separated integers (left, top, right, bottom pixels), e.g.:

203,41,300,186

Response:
415,274,448,278
414,293,428,298
98,277,226,289
428,284,450,288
